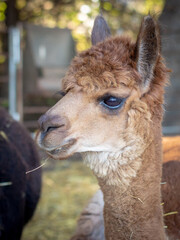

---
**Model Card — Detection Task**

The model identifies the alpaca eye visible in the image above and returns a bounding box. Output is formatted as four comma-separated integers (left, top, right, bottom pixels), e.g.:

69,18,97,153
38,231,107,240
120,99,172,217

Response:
100,96,125,110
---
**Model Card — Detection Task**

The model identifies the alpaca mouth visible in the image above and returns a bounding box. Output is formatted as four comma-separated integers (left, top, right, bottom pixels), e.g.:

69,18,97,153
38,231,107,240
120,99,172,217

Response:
45,138,77,159
48,138,76,154
36,130,77,159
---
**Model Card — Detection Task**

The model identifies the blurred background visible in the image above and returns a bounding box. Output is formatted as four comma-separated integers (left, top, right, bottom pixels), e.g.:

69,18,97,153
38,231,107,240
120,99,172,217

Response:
0,0,180,239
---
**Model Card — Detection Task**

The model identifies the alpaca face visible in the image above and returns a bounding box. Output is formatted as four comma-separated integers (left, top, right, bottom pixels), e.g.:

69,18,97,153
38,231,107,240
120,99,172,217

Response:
36,85,141,160
36,45,148,161
36,16,167,170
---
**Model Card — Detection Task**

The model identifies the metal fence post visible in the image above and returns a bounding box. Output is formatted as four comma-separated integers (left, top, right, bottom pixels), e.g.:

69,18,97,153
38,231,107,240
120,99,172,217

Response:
8,27,21,121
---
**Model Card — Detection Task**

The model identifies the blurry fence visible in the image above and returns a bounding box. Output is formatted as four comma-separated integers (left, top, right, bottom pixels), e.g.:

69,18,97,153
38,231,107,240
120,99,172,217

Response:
6,24,75,130
0,27,8,110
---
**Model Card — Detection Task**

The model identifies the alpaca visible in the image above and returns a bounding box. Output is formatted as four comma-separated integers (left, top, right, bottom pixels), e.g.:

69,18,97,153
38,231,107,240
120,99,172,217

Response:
0,107,42,240
36,15,180,239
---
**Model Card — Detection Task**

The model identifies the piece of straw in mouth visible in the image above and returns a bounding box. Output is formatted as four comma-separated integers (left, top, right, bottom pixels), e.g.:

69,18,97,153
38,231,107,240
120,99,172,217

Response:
0,182,12,187
26,158,49,174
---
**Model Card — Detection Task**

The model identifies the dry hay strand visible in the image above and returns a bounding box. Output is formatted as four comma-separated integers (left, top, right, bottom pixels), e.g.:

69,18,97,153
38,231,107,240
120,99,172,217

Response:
0,131,8,141
26,157,49,174
0,182,12,187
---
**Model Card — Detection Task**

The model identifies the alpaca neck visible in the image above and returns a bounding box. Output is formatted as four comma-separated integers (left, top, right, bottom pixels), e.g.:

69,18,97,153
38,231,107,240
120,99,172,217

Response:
97,139,167,240
82,105,167,239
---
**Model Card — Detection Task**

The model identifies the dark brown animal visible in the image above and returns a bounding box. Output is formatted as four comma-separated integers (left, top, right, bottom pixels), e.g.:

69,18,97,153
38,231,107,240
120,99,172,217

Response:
0,107,41,240
36,15,180,240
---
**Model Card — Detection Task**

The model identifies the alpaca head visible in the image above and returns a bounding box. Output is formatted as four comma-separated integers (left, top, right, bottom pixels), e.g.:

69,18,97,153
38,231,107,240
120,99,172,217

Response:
36,16,168,183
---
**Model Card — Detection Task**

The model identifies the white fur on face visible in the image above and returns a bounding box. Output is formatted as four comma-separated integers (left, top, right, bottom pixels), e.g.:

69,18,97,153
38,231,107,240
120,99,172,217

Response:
82,133,149,186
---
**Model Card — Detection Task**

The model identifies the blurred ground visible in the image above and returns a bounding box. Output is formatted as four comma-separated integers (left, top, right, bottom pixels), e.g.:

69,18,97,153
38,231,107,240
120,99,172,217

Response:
22,153,99,240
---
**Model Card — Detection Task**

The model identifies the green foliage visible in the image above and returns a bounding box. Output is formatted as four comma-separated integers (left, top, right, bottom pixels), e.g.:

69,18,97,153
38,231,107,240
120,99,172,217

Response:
0,2,6,22
0,55,6,64
5,0,165,51
103,2,112,11
144,0,165,14
0,99,8,109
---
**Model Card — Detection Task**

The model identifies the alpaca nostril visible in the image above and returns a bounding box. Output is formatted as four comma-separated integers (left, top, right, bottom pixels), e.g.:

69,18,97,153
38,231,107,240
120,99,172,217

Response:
46,125,60,133
45,123,65,133
38,114,67,134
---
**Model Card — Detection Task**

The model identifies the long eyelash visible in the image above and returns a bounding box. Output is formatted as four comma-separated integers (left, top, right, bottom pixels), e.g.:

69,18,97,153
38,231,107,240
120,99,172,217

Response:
55,91,66,97
98,94,113,102
97,93,119,102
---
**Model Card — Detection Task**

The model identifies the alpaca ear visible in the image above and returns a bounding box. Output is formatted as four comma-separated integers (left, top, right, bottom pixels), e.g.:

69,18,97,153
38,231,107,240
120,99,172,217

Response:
135,15,160,93
91,15,111,45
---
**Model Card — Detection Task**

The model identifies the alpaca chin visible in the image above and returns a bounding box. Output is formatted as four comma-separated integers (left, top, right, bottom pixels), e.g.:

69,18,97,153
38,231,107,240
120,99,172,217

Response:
82,134,147,186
